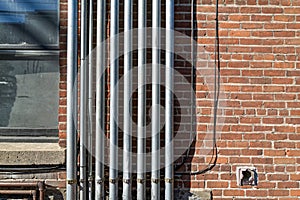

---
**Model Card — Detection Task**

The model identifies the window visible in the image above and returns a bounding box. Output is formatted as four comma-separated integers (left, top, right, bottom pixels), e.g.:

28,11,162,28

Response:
0,0,59,48
0,0,59,141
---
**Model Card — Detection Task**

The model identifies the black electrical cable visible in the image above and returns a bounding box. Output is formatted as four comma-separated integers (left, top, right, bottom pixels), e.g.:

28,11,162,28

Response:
0,164,66,174
175,0,220,175
174,0,197,172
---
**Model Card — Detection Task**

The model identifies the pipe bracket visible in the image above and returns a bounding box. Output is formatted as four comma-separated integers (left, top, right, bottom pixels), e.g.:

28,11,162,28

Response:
151,178,160,184
109,178,117,184
79,179,85,183
165,178,173,183
66,179,77,185
123,179,131,184
96,178,104,184
137,179,145,184
88,176,94,182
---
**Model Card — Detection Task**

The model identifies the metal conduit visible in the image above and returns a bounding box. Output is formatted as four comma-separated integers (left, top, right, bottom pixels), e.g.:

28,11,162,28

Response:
151,0,161,198
67,1,176,199
95,0,106,199
79,0,88,199
109,0,119,198
88,0,94,199
165,0,175,199
137,0,147,199
123,0,133,199
66,0,78,198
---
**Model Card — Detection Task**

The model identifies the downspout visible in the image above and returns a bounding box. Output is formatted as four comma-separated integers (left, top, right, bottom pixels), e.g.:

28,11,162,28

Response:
109,0,119,198
95,0,106,199
79,0,88,198
165,0,174,199
151,0,160,198
66,0,78,198
137,0,147,199
123,0,133,199
87,0,94,199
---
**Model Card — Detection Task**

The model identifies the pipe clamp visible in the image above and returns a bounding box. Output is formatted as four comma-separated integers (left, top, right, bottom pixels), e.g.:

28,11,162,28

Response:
137,179,144,184
66,179,77,185
165,178,173,183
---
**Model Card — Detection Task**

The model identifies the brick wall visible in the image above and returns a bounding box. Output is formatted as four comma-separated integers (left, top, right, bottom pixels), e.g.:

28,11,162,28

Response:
57,0,300,199
58,0,68,148
182,0,300,199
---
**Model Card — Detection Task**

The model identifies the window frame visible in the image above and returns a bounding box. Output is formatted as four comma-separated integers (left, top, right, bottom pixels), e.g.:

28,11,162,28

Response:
0,0,60,142
0,0,60,50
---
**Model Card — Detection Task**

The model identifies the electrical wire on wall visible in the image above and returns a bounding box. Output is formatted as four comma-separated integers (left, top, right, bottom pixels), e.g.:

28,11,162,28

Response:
0,164,66,174
175,0,220,175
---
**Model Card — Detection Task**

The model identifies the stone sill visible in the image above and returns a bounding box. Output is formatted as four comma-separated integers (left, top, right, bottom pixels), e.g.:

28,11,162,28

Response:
0,143,65,165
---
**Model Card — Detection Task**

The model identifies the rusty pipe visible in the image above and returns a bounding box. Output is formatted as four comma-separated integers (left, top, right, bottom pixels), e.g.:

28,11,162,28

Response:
0,189,36,200
38,181,45,200
0,181,44,200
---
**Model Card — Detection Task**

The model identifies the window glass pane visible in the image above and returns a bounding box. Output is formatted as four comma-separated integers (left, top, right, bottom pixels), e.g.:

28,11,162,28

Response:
0,58,59,128
0,0,58,46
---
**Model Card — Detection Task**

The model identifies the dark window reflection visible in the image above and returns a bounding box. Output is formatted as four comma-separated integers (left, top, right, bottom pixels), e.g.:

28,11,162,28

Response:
0,59,59,128
0,0,58,45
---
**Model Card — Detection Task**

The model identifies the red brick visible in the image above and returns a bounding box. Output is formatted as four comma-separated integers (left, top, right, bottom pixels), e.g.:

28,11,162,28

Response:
207,181,229,188
252,157,273,164
268,174,289,181
264,150,286,156
246,190,268,197
275,142,296,149
266,133,288,140
274,158,296,164
244,133,265,140
250,141,272,148
263,86,285,92
241,7,261,13
224,190,245,196
268,190,290,196
286,150,300,156
262,7,283,13
262,118,284,124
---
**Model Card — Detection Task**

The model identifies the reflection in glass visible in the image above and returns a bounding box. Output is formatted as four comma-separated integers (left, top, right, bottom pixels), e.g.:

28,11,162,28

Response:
0,0,58,46
0,59,59,128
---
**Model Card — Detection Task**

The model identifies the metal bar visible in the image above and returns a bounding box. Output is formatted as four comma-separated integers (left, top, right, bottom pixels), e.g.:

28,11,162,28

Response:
137,0,146,199
95,0,106,199
109,0,119,199
0,181,45,200
66,0,78,198
151,0,160,198
38,182,45,200
87,0,94,199
123,0,133,199
32,190,37,200
165,0,174,199
0,182,40,187
0,190,36,195
79,0,88,198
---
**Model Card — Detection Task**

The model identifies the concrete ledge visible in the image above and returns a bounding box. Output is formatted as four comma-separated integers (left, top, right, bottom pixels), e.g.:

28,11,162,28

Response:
0,143,65,165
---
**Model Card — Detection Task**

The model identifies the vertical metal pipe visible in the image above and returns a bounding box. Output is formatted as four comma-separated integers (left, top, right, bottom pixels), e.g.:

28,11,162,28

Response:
165,0,174,199
123,0,133,199
109,0,119,199
66,0,78,199
151,0,160,198
88,0,94,199
95,0,105,199
37,182,45,200
137,0,146,199
79,0,88,199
